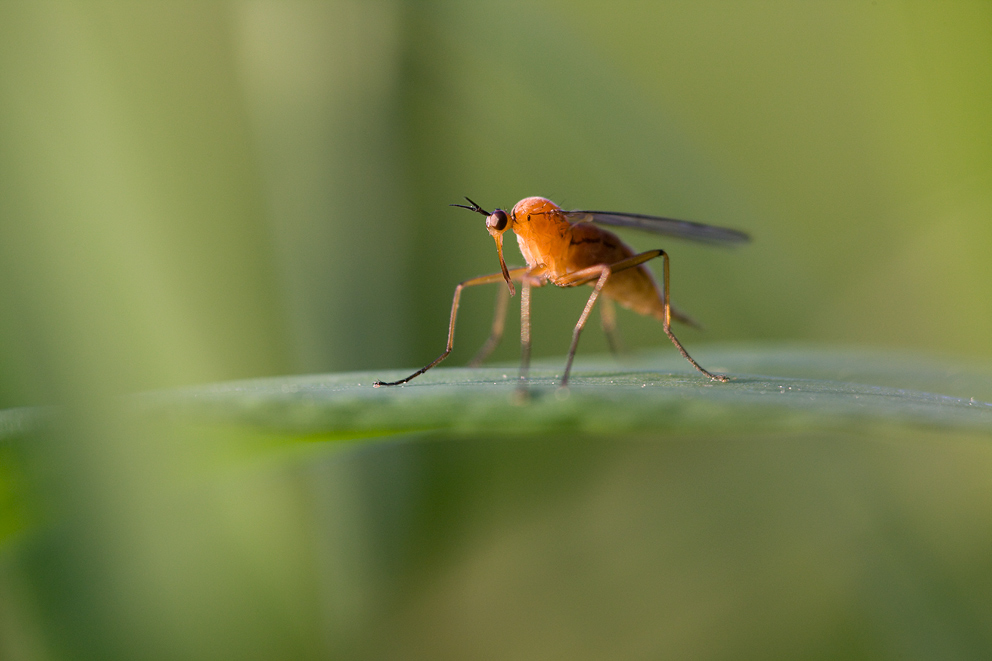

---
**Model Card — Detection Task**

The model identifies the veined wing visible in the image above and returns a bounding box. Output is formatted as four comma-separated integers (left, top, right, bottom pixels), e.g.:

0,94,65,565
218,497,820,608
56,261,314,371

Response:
564,210,750,245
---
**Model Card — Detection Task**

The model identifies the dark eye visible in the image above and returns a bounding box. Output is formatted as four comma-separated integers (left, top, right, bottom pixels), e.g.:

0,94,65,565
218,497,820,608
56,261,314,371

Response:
488,209,508,231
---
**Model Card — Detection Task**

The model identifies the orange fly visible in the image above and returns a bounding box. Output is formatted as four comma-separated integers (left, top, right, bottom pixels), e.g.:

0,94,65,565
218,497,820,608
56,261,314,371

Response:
374,196,749,389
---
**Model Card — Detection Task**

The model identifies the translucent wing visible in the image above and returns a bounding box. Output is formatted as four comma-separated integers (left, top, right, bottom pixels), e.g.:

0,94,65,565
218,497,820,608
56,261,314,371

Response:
564,210,750,245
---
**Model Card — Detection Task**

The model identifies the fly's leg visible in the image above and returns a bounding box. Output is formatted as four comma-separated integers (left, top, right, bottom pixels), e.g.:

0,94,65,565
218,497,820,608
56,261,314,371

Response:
558,265,612,387
468,283,511,367
599,296,624,357
657,250,727,382
374,267,529,387
557,250,728,384
514,268,550,396
518,277,532,390
554,253,665,386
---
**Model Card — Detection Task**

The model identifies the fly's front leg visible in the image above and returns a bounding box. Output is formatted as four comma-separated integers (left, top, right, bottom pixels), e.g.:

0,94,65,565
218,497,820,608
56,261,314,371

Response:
374,267,529,387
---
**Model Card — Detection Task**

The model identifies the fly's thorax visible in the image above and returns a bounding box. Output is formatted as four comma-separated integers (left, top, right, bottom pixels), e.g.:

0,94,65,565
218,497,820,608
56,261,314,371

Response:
514,231,543,269
510,197,572,272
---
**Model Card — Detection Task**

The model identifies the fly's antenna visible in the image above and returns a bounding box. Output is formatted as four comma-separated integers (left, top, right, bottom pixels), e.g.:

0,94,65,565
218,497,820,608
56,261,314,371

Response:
451,197,491,216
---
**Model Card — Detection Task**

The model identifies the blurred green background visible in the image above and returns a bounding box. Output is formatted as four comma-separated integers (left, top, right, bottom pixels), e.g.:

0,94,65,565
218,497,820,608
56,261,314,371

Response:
1,1,991,659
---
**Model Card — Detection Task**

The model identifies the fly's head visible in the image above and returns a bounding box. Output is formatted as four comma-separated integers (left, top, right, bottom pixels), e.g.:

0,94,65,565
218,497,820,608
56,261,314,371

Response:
451,197,515,296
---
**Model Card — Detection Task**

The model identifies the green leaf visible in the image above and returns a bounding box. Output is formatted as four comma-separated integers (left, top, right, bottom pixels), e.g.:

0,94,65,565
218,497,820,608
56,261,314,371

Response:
134,345,992,440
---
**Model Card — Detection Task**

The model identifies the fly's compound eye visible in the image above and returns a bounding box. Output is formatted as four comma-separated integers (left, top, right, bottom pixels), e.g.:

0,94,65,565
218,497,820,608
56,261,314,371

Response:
487,209,508,232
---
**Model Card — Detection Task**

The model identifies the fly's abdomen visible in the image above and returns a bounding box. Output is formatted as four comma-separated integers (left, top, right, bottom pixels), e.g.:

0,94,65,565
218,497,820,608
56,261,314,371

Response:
603,266,665,319
565,224,665,318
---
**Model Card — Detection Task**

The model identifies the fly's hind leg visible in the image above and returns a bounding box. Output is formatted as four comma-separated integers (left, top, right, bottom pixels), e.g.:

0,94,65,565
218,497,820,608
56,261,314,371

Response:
655,250,728,382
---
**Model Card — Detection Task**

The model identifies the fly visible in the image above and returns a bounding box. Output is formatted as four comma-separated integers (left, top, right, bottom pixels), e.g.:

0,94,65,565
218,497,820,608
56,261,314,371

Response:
374,196,749,389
